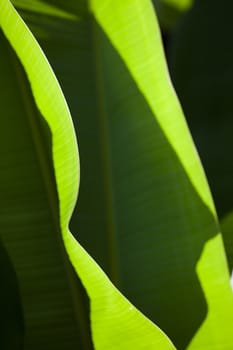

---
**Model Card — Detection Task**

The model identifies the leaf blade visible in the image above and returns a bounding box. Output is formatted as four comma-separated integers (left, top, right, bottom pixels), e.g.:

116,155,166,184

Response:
0,0,176,349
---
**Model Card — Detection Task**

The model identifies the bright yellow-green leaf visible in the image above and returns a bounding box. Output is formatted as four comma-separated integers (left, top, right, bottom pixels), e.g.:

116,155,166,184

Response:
0,0,176,349
1,0,233,349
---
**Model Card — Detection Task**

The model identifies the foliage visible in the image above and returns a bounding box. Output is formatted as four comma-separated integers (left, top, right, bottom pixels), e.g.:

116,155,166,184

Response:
0,0,233,349
168,0,233,283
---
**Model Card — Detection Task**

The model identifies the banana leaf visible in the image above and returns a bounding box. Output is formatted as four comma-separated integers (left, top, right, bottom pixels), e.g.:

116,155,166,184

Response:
0,0,176,349
1,0,233,349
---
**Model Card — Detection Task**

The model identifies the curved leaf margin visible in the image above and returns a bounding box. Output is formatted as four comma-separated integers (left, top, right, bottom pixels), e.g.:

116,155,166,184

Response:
0,0,176,349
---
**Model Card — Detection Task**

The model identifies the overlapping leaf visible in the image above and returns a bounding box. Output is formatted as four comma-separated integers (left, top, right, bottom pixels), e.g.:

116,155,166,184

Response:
1,0,233,349
0,0,176,349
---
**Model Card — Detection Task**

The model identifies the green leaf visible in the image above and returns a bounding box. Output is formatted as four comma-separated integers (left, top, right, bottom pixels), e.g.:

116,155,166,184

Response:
0,1,92,349
11,0,233,349
0,0,176,349
1,0,233,349
89,2,233,349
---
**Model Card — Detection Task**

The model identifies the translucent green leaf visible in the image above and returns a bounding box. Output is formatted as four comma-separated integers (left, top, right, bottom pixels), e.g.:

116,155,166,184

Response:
0,1,92,348
0,0,176,349
90,2,233,348
1,0,233,349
